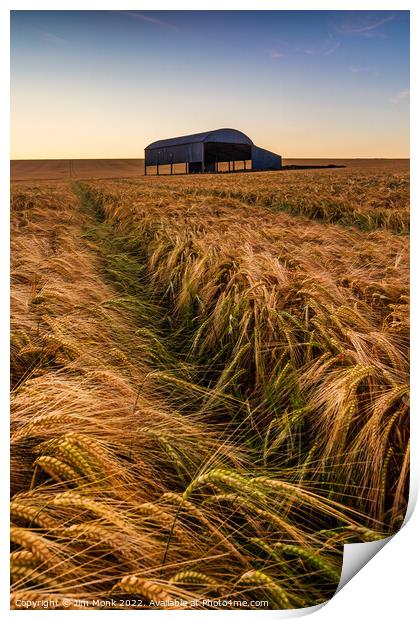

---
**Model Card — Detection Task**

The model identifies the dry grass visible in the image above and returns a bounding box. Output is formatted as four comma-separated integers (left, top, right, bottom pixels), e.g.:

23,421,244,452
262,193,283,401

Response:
10,169,409,609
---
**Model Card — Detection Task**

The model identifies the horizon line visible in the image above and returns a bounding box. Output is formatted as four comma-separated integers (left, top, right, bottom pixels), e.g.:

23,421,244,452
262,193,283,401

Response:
10,156,411,162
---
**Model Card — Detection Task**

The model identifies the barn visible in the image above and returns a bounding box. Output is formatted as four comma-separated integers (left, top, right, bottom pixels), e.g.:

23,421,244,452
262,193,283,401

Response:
144,128,282,175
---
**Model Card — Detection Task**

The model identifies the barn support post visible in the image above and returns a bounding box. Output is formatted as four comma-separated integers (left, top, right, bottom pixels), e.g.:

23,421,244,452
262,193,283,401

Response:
228,161,231,173
157,164,160,176
243,160,246,170
170,163,173,175
186,162,188,174
233,161,235,172
144,164,147,176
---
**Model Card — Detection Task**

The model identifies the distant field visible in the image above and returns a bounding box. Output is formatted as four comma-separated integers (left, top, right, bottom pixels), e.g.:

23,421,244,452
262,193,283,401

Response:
10,157,409,181
10,158,144,181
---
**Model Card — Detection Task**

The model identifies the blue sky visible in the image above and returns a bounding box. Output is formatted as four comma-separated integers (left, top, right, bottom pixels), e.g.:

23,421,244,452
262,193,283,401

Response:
11,10,410,158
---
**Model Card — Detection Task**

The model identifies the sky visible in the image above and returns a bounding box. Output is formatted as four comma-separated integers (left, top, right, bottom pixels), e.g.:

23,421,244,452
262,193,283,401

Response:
10,10,410,159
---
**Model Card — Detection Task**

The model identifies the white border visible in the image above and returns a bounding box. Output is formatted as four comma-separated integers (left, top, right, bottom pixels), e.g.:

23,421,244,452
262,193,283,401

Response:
2,2,417,619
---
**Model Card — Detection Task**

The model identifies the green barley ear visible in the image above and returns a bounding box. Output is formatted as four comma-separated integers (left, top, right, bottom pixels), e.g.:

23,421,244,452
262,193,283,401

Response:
39,437,98,482
348,526,386,542
274,543,341,583
169,570,220,588
205,493,306,544
238,570,291,609
381,447,394,495
63,432,128,474
161,492,244,562
184,468,264,501
250,536,283,563
141,427,187,476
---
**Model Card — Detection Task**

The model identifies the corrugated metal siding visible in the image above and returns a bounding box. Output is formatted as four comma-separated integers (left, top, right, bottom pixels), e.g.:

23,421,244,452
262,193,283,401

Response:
145,142,203,166
251,146,282,170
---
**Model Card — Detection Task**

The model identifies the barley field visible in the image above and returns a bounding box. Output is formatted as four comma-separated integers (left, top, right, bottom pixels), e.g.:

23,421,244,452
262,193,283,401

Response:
10,162,409,609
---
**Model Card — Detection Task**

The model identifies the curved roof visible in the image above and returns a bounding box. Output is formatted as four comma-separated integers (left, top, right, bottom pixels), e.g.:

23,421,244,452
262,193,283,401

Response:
146,128,254,150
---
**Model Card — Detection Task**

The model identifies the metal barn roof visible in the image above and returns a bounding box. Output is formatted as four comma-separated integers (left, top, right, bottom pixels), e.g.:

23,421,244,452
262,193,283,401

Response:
146,128,254,150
